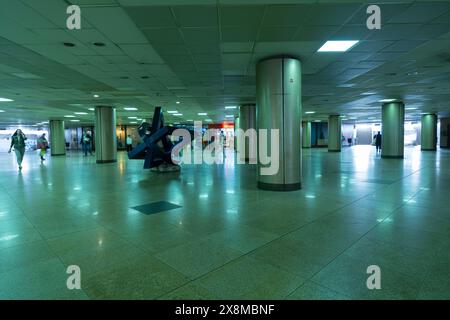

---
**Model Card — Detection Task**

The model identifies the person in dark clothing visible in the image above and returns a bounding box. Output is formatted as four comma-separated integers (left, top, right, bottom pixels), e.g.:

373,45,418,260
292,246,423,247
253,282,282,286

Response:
374,131,382,153
81,130,93,156
9,129,27,170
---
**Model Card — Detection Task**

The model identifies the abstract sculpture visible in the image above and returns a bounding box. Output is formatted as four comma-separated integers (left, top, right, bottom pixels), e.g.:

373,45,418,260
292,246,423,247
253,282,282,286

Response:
128,107,191,172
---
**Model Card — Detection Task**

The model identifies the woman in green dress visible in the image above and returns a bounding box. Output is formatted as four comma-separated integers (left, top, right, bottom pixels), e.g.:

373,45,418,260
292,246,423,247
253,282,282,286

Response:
8,129,27,170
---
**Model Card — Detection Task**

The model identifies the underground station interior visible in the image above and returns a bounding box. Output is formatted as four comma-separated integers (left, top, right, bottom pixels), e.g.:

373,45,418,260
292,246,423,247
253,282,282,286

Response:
0,0,449,304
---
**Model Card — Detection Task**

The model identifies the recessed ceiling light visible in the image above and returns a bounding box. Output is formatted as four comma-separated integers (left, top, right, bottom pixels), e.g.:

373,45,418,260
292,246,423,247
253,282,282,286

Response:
406,107,418,110
361,92,376,95
0,110,4,112
225,106,237,109
167,110,178,114
176,101,180,104
314,120,321,122
174,113,183,116
70,119,80,122
75,112,88,115
318,40,359,52
93,94,99,98
305,111,315,114
379,99,396,103
124,107,138,111
89,108,95,111
198,112,207,116
130,122,137,124
225,115,234,118
128,116,137,119
64,115,75,118
0,97,13,102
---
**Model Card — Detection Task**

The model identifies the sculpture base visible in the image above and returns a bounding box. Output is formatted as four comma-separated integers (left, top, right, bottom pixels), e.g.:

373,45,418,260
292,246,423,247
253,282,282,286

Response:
151,163,181,173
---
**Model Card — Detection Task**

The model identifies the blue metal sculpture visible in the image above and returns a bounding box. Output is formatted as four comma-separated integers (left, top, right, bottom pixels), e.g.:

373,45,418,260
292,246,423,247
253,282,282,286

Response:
128,107,190,171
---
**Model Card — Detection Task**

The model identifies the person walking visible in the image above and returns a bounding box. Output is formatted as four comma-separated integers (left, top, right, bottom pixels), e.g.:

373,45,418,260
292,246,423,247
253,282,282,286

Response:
8,129,27,170
374,131,382,153
36,133,48,161
81,130,93,156
126,134,133,152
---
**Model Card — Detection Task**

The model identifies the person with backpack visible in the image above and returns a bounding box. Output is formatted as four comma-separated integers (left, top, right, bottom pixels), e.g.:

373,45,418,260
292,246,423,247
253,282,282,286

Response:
36,133,48,161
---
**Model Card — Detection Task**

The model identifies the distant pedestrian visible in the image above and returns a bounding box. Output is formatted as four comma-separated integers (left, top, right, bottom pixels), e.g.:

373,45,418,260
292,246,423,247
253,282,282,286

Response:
220,130,226,159
126,135,133,152
36,133,48,161
81,130,93,156
8,129,27,170
374,131,382,153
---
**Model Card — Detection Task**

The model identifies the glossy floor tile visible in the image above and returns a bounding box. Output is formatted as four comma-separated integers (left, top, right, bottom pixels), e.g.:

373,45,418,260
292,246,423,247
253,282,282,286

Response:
0,145,449,299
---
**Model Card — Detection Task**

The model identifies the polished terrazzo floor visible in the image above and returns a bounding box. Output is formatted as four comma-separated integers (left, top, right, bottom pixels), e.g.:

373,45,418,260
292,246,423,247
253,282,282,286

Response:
0,145,449,299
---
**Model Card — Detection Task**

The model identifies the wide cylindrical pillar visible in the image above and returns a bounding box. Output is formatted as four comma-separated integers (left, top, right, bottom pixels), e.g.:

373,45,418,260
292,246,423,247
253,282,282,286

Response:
94,106,117,163
238,104,257,162
302,121,311,148
256,57,301,191
49,120,66,156
328,115,341,152
421,114,437,151
381,101,405,158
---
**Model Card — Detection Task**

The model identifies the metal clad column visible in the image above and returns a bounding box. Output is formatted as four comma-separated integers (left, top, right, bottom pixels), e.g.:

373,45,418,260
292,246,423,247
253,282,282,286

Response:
381,101,405,158
421,114,437,151
49,120,66,156
256,57,301,191
328,115,341,152
302,121,311,148
238,104,256,162
95,106,117,163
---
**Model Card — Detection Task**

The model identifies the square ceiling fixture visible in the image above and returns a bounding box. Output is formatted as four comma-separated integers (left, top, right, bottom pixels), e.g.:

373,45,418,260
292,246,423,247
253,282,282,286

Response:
318,41,359,52
0,97,13,102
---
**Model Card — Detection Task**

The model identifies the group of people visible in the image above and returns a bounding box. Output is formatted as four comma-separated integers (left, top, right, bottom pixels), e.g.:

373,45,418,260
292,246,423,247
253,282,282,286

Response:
8,129,48,171
8,129,135,170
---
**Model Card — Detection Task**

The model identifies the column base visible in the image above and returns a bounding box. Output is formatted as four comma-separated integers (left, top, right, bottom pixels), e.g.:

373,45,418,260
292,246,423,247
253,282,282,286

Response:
381,155,404,159
257,181,301,191
51,153,66,156
96,159,117,164
421,148,437,151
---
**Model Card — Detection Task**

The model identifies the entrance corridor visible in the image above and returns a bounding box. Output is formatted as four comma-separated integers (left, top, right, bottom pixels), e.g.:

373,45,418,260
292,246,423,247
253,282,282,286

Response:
0,146,449,299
